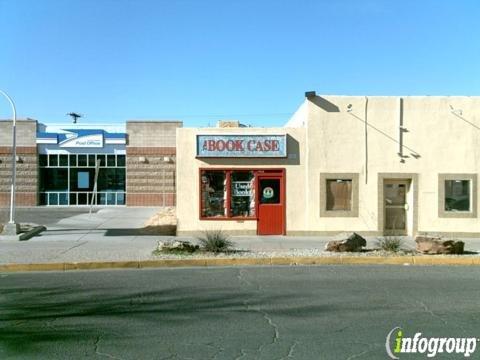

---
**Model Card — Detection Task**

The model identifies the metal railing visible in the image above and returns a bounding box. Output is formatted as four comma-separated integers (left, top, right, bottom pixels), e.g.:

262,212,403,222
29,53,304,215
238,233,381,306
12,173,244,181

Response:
39,191,126,206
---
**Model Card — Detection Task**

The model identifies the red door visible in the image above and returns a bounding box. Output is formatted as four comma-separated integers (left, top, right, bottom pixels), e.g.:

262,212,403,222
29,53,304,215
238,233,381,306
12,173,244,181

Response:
257,173,285,235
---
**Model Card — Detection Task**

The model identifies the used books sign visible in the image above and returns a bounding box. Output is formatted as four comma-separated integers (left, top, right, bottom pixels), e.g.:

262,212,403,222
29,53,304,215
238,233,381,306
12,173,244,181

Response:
196,135,287,157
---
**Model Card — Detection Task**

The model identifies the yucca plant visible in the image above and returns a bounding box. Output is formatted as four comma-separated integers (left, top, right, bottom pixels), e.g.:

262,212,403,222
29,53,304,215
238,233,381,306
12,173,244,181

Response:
376,236,402,252
197,230,234,253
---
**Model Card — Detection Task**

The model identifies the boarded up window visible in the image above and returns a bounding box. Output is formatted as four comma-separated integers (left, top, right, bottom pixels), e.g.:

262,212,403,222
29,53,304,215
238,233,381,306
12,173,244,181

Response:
326,179,352,211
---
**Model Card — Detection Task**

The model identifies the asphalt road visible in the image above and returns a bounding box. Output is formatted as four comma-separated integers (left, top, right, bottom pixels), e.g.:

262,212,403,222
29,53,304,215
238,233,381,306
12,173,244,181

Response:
1,266,479,360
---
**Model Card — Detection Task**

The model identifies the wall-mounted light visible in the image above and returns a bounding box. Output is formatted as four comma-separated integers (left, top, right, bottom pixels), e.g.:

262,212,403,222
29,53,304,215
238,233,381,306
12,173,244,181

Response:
163,156,173,163
139,156,148,164
15,156,22,163
346,104,353,112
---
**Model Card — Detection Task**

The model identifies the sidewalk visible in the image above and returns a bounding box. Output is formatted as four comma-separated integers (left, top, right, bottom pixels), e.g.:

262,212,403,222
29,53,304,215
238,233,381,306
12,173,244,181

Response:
2,207,480,269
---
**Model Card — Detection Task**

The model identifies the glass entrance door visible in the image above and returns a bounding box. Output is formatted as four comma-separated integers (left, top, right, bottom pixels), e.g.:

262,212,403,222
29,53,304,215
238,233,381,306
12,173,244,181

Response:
384,180,409,235
70,169,95,205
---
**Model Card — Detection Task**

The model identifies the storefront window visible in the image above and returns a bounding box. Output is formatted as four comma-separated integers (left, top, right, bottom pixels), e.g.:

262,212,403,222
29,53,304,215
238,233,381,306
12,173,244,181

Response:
88,154,96,167
445,180,470,211
69,154,77,167
49,154,58,167
201,171,227,217
326,179,352,211
78,154,88,167
117,155,126,167
230,171,255,217
39,154,48,167
59,154,68,167
39,153,126,206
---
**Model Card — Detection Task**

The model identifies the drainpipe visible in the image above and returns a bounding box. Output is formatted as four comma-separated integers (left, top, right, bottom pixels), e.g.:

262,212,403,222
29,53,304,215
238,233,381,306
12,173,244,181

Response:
398,97,404,161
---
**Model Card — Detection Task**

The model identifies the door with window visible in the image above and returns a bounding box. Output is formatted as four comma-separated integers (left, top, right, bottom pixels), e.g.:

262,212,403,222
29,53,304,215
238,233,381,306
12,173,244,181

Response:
257,172,285,235
384,180,409,235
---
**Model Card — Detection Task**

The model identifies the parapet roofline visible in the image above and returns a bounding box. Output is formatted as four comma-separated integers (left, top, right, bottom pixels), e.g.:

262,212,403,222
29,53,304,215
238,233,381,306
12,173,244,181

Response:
126,120,183,124
310,95,480,99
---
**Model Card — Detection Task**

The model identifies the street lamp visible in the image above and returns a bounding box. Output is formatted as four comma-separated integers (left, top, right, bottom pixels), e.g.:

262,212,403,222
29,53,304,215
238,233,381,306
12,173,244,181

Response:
0,89,19,234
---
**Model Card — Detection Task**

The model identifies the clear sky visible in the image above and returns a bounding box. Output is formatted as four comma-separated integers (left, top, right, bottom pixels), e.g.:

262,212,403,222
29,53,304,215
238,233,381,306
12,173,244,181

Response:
1,0,479,127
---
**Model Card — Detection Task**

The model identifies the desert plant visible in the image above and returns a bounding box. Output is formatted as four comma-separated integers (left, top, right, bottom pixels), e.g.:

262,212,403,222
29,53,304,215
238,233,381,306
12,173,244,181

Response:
376,236,403,252
197,230,234,253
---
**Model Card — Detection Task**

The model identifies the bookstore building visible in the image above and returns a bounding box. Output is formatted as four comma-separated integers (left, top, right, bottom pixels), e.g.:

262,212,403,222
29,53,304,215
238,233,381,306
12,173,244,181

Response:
175,94,480,237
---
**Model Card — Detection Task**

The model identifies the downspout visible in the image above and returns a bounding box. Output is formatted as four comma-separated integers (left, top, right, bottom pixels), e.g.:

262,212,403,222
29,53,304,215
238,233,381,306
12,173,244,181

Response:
398,97,404,161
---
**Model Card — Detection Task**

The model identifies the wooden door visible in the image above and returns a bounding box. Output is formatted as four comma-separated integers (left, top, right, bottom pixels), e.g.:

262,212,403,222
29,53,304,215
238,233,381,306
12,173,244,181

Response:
257,174,285,235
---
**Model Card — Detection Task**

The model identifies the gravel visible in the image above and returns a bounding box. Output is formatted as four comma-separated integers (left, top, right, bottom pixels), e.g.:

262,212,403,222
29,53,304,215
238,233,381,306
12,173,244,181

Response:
151,247,478,260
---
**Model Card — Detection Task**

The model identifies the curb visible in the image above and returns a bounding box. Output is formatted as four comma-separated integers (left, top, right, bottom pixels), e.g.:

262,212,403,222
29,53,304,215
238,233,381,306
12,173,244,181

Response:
1,256,480,272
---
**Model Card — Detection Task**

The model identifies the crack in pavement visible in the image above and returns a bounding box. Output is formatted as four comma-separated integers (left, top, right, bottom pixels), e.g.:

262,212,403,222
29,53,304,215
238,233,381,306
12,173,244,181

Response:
236,269,281,359
417,300,448,325
56,241,89,257
94,334,124,360
280,340,299,359
345,342,382,360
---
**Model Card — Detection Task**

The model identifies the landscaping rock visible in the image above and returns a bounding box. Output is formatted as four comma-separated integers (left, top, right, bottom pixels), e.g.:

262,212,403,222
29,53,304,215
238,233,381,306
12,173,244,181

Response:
158,240,199,253
325,232,367,252
415,236,464,254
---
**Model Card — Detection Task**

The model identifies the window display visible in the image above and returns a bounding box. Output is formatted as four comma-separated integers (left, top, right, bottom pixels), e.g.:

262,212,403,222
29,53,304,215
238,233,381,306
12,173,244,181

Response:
230,171,255,217
200,171,227,217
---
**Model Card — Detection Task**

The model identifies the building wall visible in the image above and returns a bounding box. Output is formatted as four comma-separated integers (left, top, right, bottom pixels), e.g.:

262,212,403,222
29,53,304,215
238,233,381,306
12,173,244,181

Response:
176,127,306,235
126,121,181,206
0,120,38,206
303,95,480,236
176,96,480,236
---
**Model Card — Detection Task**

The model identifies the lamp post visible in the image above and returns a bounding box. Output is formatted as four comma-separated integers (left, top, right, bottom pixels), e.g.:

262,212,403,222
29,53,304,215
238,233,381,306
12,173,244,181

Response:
0,89,18,234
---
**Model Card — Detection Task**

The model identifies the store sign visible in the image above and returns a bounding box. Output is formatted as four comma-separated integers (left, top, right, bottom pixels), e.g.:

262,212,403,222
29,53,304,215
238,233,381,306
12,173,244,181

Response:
196,135,286,157
232,182,252,197
59,134,104,148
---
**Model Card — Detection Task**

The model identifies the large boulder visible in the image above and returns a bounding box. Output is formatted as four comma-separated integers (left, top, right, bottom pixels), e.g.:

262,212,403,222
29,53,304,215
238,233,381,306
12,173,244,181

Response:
415,236,464,255
158,240,199,253
325,232,367,252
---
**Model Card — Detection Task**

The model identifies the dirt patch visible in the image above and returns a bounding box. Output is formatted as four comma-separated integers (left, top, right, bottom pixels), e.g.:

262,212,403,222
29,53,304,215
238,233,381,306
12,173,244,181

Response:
142,207,176,235
144,207,176,226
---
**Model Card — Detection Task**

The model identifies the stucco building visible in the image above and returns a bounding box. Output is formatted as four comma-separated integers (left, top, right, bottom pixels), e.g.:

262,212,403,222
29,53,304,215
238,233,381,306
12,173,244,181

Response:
176,93,480,237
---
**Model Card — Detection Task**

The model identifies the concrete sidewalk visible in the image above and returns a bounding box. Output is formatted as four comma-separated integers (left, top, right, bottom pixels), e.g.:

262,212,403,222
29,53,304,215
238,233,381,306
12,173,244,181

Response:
2,207,480,268
2,231,480,265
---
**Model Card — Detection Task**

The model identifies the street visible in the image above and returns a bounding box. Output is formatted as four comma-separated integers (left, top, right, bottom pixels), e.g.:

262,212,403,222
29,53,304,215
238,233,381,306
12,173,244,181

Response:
1,265,479,359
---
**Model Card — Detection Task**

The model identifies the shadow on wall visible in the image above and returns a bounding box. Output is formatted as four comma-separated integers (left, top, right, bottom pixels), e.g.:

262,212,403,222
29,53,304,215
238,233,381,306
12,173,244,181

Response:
200,134,301,166
309,95,422,161
309,96,340,113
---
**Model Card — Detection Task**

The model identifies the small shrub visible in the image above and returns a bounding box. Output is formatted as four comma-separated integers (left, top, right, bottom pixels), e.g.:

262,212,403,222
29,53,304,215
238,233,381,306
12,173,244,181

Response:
197,230,234,253
377,236,402,252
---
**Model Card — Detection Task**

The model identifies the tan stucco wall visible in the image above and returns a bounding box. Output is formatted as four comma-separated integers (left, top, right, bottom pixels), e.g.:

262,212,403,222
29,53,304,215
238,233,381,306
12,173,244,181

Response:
176,127,306,235
304,95,480,235
176,96,480,236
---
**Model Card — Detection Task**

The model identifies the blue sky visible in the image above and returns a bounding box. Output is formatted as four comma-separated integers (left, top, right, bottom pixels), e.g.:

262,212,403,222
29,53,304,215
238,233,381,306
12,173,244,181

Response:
0,0,479,127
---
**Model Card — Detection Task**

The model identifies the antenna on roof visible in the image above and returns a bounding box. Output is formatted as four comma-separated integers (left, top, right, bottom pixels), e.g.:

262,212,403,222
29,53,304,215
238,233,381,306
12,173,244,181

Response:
67,112,82,124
